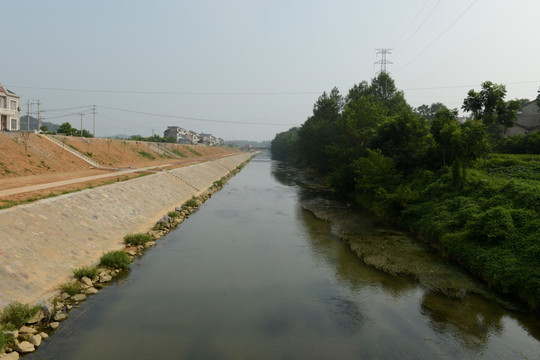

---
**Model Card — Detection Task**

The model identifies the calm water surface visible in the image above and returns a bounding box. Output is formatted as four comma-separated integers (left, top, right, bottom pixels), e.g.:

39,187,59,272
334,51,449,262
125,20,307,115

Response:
27,152,540,359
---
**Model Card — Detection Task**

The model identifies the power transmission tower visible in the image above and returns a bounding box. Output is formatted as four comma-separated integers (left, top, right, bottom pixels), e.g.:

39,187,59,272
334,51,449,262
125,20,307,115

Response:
375,49,393,74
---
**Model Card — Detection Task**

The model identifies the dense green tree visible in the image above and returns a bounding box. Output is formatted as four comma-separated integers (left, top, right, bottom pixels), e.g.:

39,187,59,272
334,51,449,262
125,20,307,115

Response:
57,122,76,135
295,88,343,172
415,102,450,121
370,111,432,173
462,81,520,133
270,128,298,161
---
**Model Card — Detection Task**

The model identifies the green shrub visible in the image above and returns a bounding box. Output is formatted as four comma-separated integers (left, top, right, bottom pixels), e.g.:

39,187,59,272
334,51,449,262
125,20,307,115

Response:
0,302,40,328
124,233,153,245
61,281,82,296
213,180,224,187
100,250,131,269
184,197,198,208
468,206,514,244
167,211,180,218
0,331,14,353
73,266,99,279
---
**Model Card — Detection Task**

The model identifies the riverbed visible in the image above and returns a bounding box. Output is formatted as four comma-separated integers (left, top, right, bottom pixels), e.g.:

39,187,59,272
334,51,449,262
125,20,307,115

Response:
26,151,540,359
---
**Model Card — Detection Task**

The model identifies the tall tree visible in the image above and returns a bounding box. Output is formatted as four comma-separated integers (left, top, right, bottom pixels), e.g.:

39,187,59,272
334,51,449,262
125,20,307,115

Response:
462,81,520,131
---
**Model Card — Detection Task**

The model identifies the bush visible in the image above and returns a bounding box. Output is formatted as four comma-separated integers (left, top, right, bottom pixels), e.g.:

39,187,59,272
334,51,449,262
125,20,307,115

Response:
0,302,40,328
100,250,131,269
0,331,14,353
61,281,82,296
124,233,153,245
73,266,99,279
468,206,514,244
167,211,180,218
184,197,198,208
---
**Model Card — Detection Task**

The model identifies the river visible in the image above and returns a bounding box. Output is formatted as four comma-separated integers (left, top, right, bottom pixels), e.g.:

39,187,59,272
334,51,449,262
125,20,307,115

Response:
26,151,540,359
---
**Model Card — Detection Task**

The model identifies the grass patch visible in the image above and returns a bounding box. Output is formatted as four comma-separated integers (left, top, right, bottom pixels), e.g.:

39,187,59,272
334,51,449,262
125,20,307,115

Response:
100,250,131,269
0,330,14,353
68,144,81,152
124,233,153,245
60,281,82,296
0,301,40,328
172,149,187,158
184,197,199,208
213,179,224,187
138,150,156,160
167,211,180,218
187,147,202,156
73,266,99,279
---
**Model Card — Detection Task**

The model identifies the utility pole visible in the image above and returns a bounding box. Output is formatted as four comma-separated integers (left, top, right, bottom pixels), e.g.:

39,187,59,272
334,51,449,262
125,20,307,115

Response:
92,105,96,137
37,100,41,132
375,49,393,74
26,100,30,131
79,114,85,137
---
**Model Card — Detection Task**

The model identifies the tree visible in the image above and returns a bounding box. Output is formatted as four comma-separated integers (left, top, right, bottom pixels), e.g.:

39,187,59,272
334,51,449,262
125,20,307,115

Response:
270,128,298,161
58,122,76,135
414,102,450,121
462,81,520,133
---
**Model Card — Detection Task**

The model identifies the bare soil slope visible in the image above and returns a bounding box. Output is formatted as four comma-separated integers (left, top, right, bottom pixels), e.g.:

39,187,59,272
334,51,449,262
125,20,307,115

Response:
0,133,239,206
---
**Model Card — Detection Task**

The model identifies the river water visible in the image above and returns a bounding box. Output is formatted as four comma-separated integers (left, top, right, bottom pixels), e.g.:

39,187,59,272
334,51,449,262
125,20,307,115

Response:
27,151,539,359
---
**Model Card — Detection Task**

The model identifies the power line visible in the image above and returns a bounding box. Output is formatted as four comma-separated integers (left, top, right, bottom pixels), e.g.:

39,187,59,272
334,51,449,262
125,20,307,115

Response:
391,0,430,49
393,0,444,57
99,105,299,126
403,80,540,91
6,85,320,96
396,0,478,73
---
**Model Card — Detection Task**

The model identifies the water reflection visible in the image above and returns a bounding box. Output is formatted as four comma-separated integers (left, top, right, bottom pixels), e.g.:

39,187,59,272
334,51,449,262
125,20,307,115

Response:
282,162,540,357
420,290,504,351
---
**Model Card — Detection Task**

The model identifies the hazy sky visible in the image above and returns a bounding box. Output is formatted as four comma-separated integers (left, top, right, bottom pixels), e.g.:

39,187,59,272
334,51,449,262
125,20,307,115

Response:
3,0,539,141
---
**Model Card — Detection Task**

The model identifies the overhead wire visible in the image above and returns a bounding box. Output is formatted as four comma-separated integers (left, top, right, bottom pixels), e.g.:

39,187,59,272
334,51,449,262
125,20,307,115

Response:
395,0,479,73
391,0,430,49
99,105,299,126
7,85,320,96
393,0,444,57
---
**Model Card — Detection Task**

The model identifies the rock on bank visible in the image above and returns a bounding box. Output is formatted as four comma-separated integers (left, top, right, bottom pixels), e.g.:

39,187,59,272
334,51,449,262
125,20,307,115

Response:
0,153,254,308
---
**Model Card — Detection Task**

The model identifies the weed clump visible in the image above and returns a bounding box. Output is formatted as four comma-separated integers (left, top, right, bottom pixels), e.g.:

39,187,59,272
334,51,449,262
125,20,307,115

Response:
73,266,99,279
0,301,40,329
60,281,82,296
124,233,153,245
184,197,198,208
100,250,131,269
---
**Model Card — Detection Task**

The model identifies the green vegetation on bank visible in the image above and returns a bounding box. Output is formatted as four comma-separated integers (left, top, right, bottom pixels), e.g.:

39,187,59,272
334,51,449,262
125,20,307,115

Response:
271,73,539,309
73,265,99,279
0,301,41,351
124,233,153,245
100,250,131,270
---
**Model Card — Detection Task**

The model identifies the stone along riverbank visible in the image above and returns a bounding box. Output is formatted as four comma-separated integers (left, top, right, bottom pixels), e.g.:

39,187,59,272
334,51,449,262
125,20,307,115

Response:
0,152,254,309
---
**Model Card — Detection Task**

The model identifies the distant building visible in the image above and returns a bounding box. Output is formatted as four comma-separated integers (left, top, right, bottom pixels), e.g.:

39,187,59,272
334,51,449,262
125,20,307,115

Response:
0,84,21,131
506,100,540,136
164,126,190,143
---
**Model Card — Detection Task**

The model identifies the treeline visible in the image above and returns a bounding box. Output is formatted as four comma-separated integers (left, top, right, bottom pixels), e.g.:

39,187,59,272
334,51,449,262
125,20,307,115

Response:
271,74,539,309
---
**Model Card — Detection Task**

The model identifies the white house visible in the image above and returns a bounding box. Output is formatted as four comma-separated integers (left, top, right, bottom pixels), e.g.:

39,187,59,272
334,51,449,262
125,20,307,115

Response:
0,84,21,131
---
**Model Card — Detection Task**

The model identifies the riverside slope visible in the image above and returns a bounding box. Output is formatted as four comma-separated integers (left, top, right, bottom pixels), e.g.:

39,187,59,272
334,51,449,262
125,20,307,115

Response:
0,152,254,308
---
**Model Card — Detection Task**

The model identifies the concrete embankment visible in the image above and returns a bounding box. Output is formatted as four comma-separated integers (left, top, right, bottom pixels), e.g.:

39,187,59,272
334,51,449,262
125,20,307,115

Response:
0,152,254,308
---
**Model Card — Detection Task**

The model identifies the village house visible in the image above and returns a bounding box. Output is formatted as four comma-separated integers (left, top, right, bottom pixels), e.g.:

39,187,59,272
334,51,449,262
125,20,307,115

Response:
164,126,191,143
0,84,21,131
506,100,540,136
